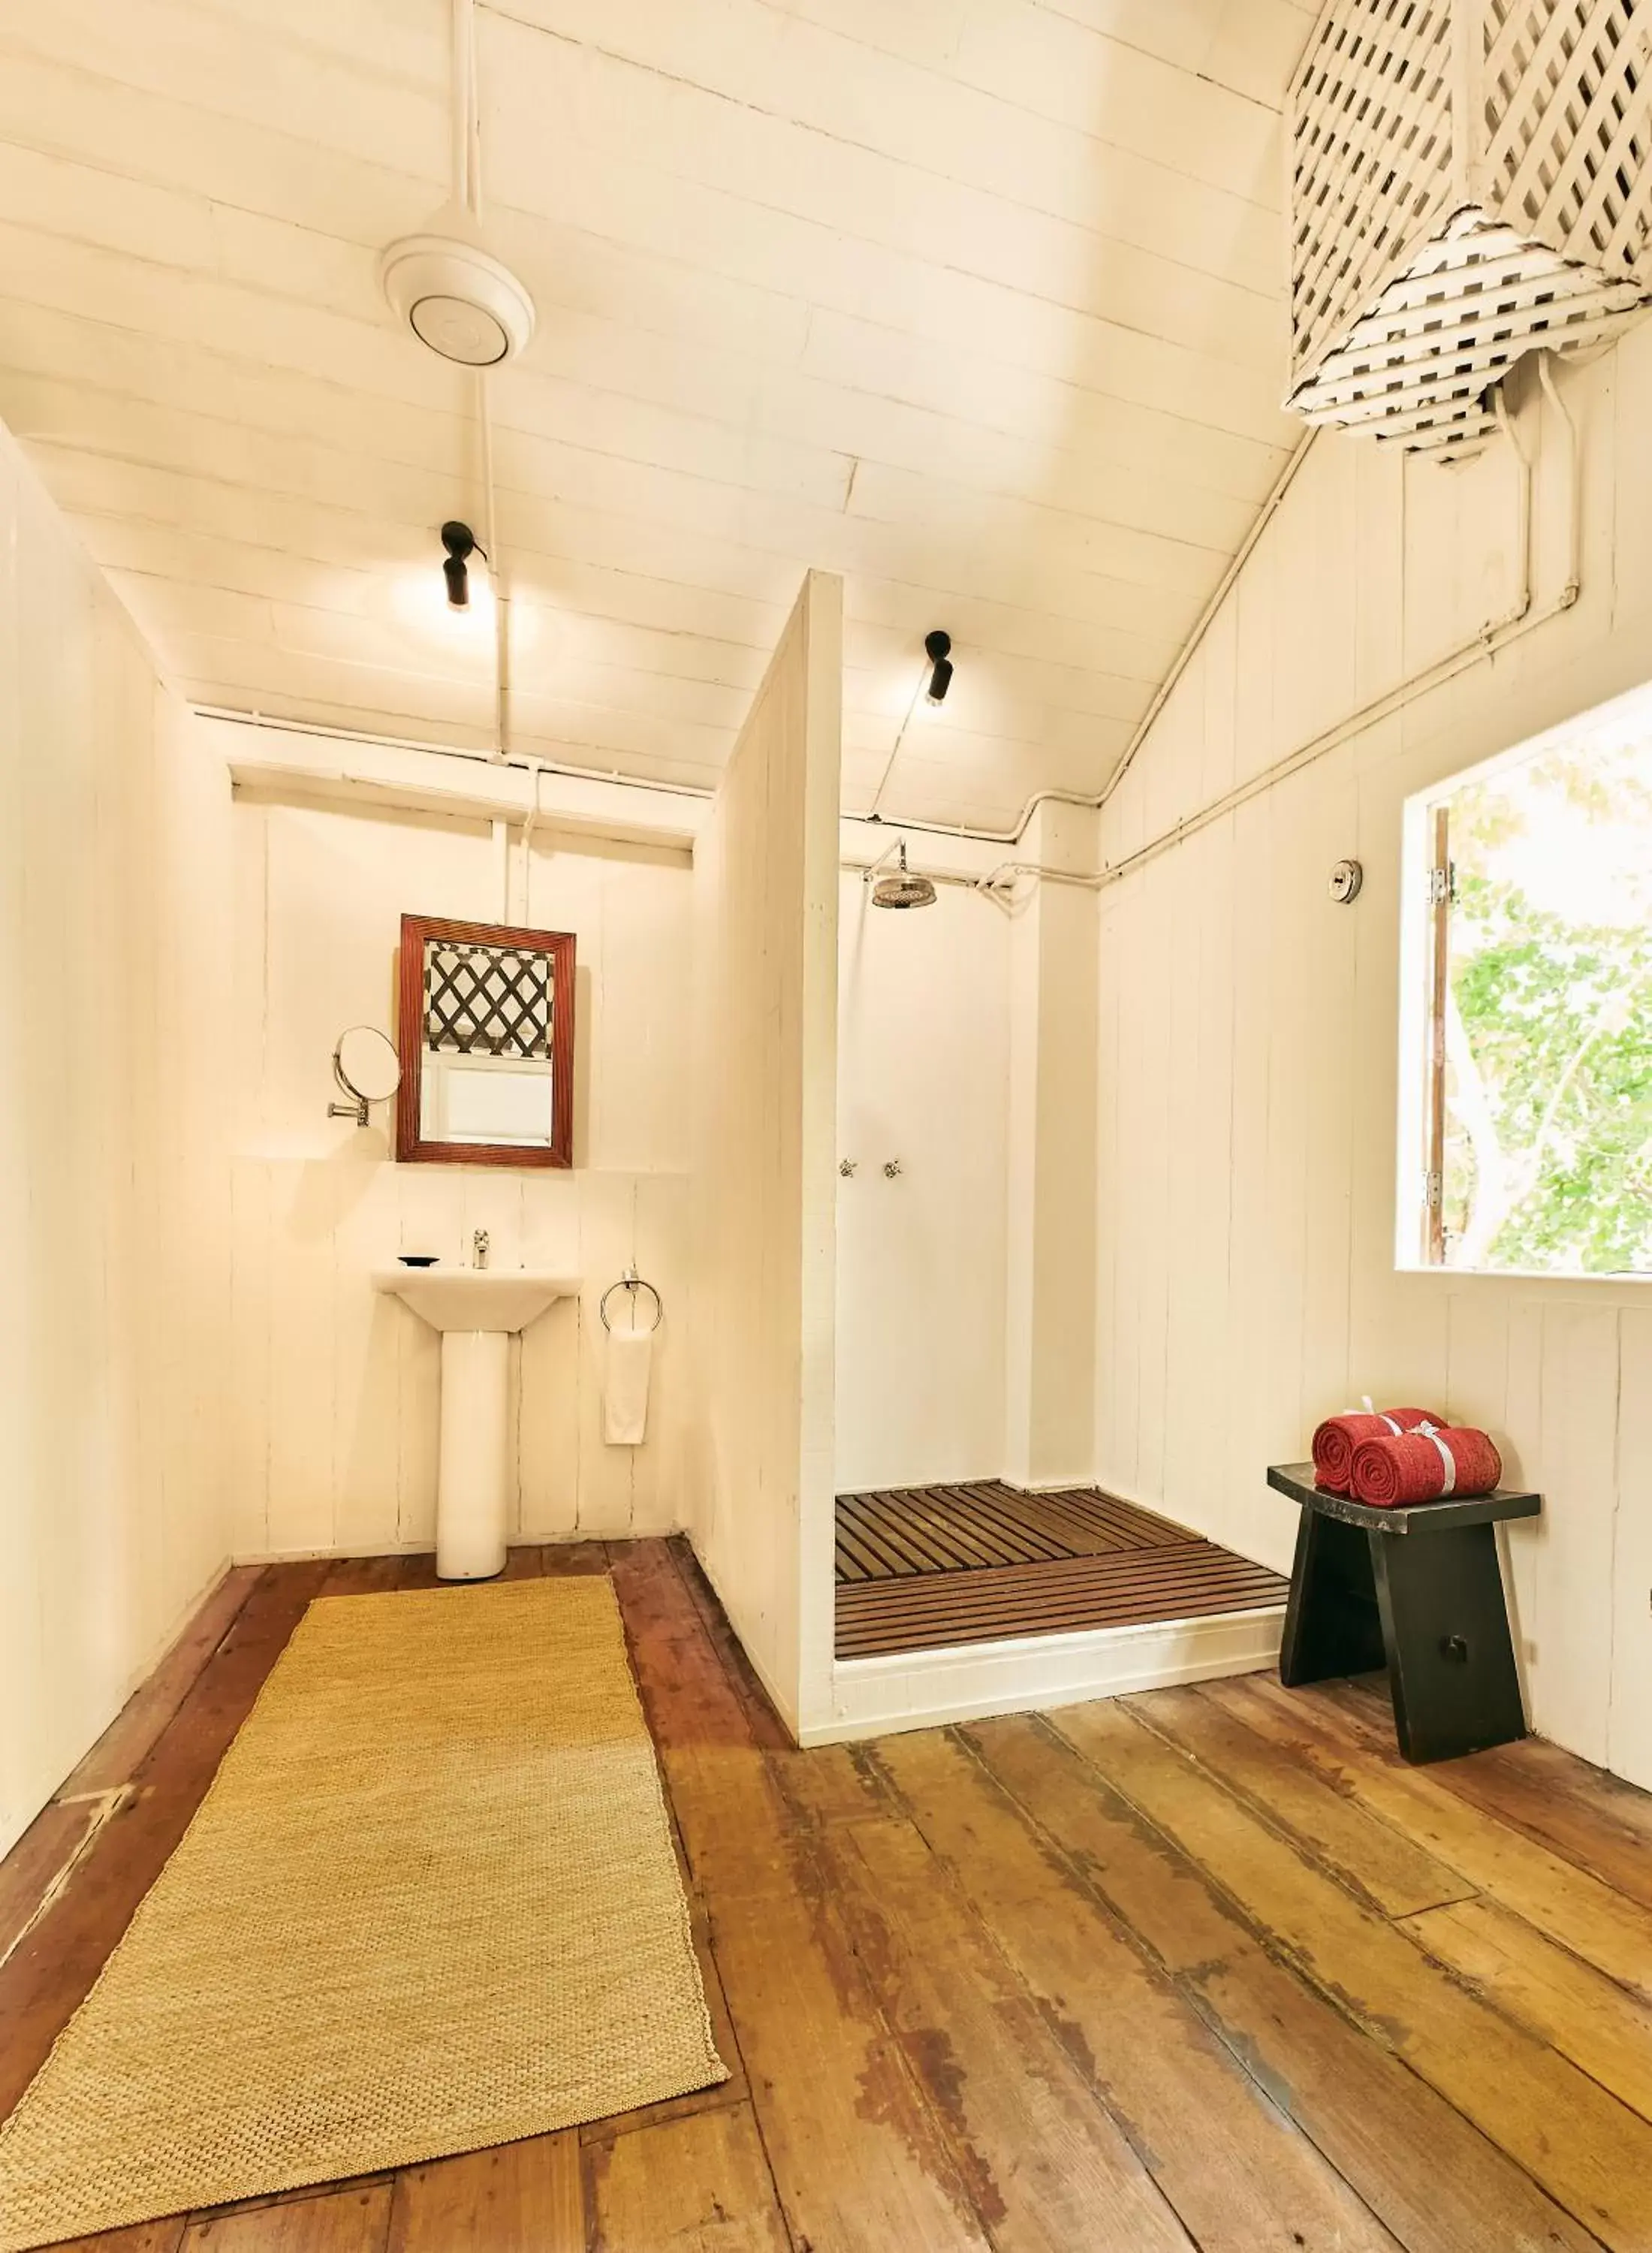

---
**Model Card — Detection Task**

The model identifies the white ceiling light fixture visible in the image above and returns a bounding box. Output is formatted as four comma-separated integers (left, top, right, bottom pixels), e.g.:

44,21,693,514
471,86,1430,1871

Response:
378,225,535,367
378,0,535,368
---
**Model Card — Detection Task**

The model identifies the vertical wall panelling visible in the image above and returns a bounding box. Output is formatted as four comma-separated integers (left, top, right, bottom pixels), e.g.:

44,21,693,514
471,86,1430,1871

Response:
689,571,843,1739
228,784,696,1555
0,423,232,1856
834,866,1009,1493
1091,344,1652,1784
1612,1307,1652,1783
1003,802,1099,1488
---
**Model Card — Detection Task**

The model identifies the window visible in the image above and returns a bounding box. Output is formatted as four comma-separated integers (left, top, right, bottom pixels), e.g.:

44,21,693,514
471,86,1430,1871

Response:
1406,686,1652,1277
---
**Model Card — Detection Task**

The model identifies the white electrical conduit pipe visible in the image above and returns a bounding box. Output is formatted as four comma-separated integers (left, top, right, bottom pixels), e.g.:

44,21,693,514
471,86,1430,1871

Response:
978,356,1580,903
1539,351,1584,605
838,852,988,896
478,372,510,766
210,352,1575,906
195,705,716,802
210,313,1577,904
864,661,931,820
845,834,1002,896
518,758,544,920
452,0,481,219
492,816,510,918
841,424,1321,849
451,0,509,772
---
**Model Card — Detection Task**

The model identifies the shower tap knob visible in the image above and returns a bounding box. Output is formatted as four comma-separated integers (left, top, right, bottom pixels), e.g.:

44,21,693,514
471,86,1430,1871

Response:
840,1159,858,1178
883,1159,903,1179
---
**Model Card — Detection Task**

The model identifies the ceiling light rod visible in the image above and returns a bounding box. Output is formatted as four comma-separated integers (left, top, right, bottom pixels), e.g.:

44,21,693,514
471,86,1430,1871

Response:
452,0,482,218
479,373,509,761
866,626,953,822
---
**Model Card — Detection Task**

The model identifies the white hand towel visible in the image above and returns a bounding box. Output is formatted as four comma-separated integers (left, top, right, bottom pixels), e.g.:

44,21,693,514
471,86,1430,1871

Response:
604,1326,653,1446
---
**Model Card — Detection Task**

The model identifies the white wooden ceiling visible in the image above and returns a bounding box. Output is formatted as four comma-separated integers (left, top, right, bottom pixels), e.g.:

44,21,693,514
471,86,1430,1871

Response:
0,0,1311,829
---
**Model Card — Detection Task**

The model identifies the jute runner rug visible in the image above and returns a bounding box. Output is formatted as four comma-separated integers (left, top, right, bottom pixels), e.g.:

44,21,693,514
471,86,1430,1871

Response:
0,1575,726,2250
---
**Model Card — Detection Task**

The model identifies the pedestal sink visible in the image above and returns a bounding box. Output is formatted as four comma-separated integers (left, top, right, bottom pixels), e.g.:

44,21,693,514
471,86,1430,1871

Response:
372,1267,577,1580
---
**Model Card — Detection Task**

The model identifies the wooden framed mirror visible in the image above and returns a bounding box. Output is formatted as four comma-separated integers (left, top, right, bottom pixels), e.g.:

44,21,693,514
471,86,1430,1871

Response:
395,914,575,1168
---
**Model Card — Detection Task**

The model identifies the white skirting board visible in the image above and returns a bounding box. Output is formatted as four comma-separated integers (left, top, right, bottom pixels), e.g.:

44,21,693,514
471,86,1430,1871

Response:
805,1603,1286,1745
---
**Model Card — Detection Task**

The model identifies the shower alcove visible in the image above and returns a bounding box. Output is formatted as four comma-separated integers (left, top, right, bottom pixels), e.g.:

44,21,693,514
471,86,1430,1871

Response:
689,570,1286,1749
828,810,1286,1719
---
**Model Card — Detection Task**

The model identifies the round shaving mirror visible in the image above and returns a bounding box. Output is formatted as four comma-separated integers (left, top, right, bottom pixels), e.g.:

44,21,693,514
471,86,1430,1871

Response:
330,1025,402,1124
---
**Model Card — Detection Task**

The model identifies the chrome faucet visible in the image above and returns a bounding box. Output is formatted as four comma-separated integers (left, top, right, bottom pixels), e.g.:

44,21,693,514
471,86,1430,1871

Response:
472,1229,490,1270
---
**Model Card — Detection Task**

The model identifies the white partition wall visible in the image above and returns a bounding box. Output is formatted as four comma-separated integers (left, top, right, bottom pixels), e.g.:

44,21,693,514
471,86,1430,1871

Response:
689,572,842,1740
0,427,232,1856
1004,801,1099,1491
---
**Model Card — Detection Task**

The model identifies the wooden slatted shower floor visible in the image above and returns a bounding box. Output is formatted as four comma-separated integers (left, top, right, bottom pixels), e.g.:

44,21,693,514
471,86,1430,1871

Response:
835,1481,1287,1657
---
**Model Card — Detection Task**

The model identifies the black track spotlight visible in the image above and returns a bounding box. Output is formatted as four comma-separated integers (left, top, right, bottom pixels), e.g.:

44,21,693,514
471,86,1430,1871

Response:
924,627,954,706
441,519,478,609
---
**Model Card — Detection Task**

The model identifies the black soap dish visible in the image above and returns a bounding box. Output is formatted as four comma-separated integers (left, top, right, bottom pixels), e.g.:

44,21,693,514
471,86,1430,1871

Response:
398,1254,440,1268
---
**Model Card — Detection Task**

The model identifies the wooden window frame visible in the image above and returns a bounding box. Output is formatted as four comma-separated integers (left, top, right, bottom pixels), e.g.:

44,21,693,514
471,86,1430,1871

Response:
395,912,576,1169
1423,804,1451,1265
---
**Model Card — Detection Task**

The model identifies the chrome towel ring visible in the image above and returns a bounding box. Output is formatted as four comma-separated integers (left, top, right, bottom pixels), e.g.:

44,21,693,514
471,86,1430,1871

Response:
599,1267,663,1334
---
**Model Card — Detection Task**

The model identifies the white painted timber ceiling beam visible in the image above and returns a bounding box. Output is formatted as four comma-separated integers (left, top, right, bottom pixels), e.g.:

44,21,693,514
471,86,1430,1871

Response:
205,710,706,849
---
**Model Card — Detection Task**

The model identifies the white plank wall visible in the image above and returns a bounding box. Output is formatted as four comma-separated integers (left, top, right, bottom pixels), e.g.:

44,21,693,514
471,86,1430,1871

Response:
690,571,842,1738
0,426,232,1856
229,787,696,1555
1005,801,1100,1487
1093,338,1652,1788
834,867,1010,1493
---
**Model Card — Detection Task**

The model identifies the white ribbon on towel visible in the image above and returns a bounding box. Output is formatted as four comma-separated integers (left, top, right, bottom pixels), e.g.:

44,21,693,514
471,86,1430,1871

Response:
1416,1419,1456,1493
1358,1395,1405,1434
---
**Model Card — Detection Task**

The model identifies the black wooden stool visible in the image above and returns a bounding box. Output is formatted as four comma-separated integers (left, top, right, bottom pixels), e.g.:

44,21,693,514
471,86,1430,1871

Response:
1267,1462,1539,1765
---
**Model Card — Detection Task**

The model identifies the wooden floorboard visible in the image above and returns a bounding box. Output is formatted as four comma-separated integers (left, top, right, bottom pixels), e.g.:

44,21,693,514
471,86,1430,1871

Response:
8,1536,1652,2250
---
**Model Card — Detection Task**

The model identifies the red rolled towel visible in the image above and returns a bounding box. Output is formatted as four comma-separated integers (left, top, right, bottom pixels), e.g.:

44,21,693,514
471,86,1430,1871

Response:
1350,1425,1503,1507
1312,1407,1444,1495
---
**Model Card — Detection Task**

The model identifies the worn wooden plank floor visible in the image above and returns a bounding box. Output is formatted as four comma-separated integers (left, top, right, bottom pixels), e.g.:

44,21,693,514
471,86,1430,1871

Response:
834,1481,1287,1654
4,1537,1651,2250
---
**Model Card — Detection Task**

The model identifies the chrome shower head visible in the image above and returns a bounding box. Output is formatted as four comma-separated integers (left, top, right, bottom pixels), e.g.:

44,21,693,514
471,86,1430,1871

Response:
870,840,938,910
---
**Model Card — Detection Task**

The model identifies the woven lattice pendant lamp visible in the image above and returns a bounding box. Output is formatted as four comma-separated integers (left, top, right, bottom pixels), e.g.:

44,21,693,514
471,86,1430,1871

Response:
1287,0,1652,452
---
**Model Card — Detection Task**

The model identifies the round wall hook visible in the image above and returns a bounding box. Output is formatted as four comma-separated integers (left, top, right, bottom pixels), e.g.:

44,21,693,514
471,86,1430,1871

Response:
1329,858,1364,904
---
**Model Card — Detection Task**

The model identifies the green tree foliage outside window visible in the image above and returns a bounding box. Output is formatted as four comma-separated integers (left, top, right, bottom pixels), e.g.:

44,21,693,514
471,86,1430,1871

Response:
1442,738,1652,1274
